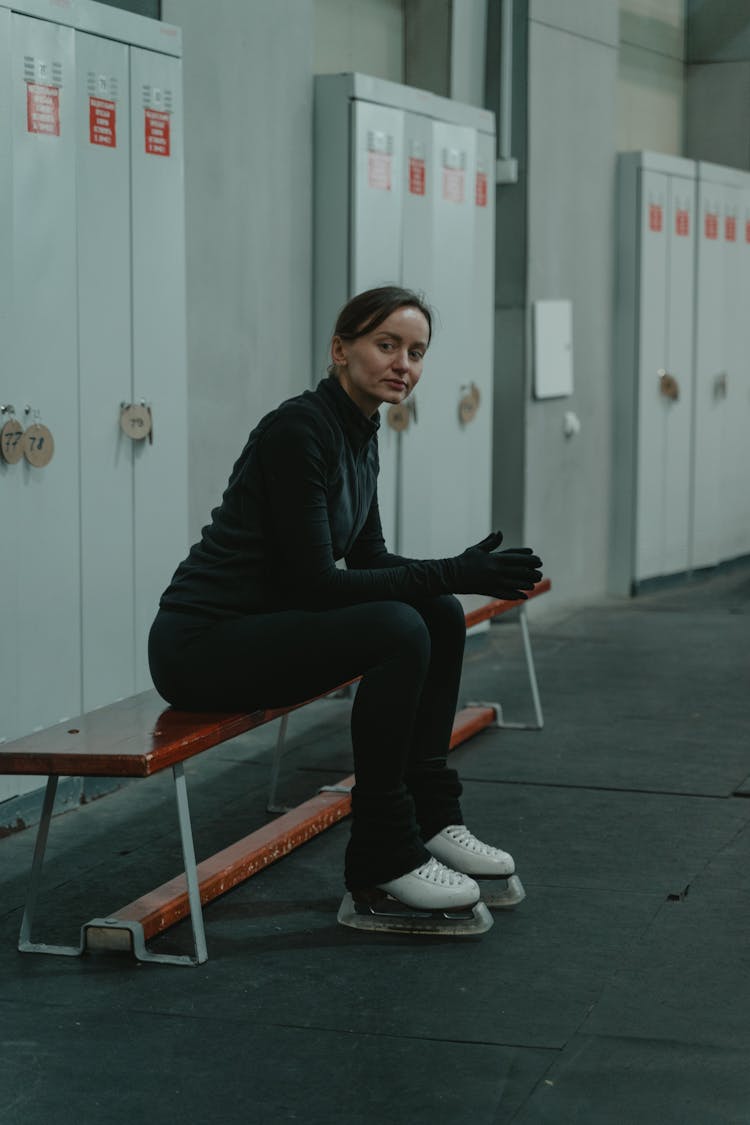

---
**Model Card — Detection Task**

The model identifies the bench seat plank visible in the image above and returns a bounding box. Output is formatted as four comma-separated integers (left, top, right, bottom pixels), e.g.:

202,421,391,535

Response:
0,694,265,778
0,691,350,779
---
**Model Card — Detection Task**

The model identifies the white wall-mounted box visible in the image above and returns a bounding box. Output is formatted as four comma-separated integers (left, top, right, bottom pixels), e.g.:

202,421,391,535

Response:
533,299,573,399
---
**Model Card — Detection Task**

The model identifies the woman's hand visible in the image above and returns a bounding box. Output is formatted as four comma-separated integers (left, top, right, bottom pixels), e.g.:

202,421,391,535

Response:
451,531,543,600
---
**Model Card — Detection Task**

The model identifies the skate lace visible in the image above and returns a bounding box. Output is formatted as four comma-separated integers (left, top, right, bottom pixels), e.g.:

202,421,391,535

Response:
443,825,500,858
414,856,470,887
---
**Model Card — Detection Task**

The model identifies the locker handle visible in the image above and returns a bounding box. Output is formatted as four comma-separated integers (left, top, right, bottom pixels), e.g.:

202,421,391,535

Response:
713,372,728,400
386,395,417,433
657,370,679,402
459,383,481,424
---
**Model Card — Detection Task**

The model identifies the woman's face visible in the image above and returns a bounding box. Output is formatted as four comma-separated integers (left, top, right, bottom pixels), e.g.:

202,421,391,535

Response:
331,305,430,417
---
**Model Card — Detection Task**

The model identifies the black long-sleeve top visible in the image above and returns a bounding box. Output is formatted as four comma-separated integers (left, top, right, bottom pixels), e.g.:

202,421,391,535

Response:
160,375,460,619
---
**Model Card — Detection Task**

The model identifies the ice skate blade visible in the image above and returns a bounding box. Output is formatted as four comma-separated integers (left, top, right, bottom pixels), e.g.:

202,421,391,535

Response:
337,892,493,937
479,874,525,909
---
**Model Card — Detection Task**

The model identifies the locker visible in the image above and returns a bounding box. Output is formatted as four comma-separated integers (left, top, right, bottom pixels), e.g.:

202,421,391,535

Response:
466,132,495,546
314,74,495,561
349,99,405,549
398,109,435,555
0,0,186,816
691,165,747,571
662,175,695,572
614,152,696,592
0,6,23,798
718,179,750,561
718,182,743,561
130,46,188,691
76,30,134,711
737,184,750,554
10,13,81,738
400,120,479,557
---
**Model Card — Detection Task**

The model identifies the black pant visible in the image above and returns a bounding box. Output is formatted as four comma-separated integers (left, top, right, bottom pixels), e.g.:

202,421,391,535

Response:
148,596,466,890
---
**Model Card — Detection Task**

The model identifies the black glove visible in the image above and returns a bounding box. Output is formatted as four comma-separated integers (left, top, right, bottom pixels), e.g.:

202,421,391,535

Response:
450,530,543,600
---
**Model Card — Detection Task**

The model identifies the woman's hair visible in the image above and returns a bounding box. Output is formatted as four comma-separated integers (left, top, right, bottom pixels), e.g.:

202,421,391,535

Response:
328,286,433,374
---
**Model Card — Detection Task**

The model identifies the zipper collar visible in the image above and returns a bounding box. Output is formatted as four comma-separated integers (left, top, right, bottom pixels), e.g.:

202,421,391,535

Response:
317,374,380,452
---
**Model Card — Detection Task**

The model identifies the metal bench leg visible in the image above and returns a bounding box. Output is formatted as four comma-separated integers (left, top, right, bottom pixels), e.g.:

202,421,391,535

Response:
172,762,208,963
18,776,83,957
266,713,291,813
83,762,208,966
18,767,207,966
466,604,545,731
518,605,544,729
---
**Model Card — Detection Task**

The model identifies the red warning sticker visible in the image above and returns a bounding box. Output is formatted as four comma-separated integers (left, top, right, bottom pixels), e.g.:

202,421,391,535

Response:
746,220,750,244
368,152,391,191
704,212,719,239
145,108,170,156
725,215,737,242
409,157,425,196
443,169,464,204
27,83,60,136
475,171,488,208
648,204,663,232
89,97,116,148
675,209,689,237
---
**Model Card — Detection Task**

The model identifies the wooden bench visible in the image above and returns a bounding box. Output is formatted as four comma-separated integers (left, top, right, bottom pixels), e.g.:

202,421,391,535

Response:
0,579,550,966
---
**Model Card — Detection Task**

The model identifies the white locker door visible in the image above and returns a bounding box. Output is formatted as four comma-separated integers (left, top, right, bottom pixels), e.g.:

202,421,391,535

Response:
0,8,22,792
462,131,494,546
408,120,477,559
691,180,726,570
11,14,80,741
130,48,188,691
720,185,746,561
350,100,405,551
662,174,696,575
76,31,135,711
398,110,435,556
634,170,669,581
737,188,750,555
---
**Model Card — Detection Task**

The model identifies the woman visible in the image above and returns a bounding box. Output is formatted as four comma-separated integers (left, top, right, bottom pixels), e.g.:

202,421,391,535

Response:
149,286,542,935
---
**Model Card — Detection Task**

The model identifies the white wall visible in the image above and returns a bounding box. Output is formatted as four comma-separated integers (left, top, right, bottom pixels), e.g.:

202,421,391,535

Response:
315,0,404,81
523,1,620,608
686,2,750,169
162,0,314,543
618,0,686,155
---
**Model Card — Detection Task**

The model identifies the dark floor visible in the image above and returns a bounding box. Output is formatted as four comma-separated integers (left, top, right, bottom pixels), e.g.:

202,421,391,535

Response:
1,566,749,1125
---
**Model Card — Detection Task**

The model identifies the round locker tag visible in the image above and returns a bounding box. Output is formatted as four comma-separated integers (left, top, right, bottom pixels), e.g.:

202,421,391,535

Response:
120,403,152,441
459,384,481,424
0,419,25,464
387,404,411,432
23,423,55,467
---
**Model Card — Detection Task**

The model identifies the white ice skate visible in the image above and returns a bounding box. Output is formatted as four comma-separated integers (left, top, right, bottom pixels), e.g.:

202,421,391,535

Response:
425,825,525,909
337,856,493,936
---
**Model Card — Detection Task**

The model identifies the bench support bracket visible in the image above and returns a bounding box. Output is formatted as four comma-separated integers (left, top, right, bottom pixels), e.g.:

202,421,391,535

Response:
466,606,544,730
18,764,208,967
